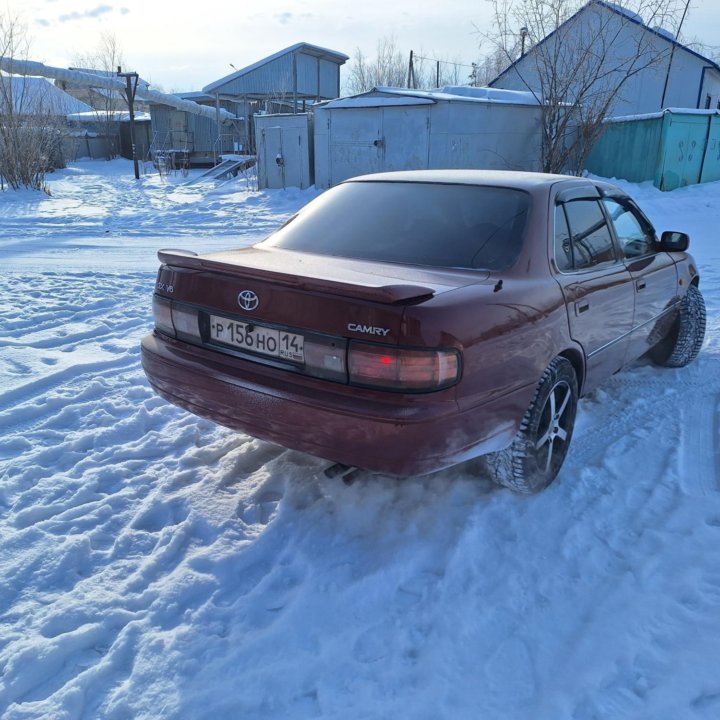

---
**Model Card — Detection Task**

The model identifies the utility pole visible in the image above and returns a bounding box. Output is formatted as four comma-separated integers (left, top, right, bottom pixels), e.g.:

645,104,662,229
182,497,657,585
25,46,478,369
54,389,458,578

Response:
660,0,691,109
117,66,140,179
407,50,416,89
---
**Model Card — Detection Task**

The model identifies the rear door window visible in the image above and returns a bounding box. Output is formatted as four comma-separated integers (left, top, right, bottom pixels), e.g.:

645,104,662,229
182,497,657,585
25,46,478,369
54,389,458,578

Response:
263,181,531,272
554,205,573,271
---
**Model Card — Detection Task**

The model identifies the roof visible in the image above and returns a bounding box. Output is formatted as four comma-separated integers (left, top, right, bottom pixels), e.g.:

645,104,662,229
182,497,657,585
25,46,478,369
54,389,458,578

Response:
0,76,94,115
174,91,215,102
318,85,541,110
203,43,349,95
490,0,720,88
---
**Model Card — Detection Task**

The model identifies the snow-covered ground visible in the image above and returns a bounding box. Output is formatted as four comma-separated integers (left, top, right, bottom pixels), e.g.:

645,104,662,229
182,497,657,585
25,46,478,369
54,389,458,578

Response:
0,160,718,719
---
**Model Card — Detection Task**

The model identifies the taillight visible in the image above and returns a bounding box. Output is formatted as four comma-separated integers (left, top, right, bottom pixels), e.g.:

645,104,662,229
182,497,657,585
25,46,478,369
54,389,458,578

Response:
348,342,460,392
153,295,174,337
304,337,347,382
172,303,201,340
153,296,201,341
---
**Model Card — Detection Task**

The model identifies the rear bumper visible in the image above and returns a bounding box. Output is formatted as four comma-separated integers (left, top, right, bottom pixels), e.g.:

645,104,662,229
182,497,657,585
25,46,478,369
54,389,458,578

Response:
141,332,529,476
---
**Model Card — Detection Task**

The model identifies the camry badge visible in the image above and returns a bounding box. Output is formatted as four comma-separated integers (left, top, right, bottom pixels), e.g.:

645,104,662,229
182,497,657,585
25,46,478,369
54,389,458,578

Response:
238,290,259,311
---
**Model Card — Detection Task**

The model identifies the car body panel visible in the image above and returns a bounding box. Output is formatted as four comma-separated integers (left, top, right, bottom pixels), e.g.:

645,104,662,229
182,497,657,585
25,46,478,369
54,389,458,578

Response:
141,333,535,475
555,264,635,393
623,252,680,362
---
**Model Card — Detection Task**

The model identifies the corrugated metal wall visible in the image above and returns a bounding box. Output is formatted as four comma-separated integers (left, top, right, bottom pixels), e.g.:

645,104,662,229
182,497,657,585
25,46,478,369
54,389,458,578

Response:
215,55,293,97
586,110,720,190
585,117,663,183
209,51,341,102
657,114,707,189
701,116,720,183
150,102,244,155
314,99,543,188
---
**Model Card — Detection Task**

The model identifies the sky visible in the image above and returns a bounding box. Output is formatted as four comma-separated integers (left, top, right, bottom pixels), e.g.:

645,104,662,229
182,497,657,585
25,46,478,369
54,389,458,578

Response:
2,0,720,93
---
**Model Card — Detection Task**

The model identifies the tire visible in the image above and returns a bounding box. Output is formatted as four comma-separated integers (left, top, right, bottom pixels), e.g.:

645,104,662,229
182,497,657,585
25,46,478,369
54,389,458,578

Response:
483,356,578,494
649,285,706,368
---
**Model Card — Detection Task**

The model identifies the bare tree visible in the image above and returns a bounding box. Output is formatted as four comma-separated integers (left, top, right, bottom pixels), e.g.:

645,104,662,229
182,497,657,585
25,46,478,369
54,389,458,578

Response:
470,47,514,86
69,32,126,159
411,52,469,88
483,0,686,174
345,36,407,94
345,36,476,93
0,13,63,192
681,37,720,65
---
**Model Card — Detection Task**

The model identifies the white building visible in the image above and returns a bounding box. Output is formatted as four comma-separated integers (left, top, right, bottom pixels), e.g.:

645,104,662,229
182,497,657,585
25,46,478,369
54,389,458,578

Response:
489,0,720,116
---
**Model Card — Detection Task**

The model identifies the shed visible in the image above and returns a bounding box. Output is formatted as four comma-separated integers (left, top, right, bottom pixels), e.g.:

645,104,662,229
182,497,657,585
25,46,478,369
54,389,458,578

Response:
203,43,348,112
66,110,151,161
148,92,244,168
585,109,720,190
313,86,543,189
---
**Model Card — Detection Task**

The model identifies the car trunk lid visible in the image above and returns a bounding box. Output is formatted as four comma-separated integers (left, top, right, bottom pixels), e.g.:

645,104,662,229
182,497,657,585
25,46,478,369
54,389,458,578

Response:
156,247,487,343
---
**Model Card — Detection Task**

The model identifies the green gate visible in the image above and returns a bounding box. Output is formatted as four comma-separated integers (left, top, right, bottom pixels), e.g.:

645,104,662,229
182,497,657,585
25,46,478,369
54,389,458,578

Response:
657,113,707,190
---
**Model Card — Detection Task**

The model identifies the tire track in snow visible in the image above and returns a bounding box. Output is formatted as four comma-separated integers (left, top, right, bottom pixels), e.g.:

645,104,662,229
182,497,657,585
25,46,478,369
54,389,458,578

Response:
680,391,720,494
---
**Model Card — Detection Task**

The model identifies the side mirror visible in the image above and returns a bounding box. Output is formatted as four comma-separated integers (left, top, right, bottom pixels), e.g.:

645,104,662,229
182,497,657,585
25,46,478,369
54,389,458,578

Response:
658,230,689,252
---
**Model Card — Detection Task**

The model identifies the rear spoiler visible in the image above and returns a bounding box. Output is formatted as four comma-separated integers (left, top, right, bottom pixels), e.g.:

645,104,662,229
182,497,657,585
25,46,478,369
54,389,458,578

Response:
157,249,437,305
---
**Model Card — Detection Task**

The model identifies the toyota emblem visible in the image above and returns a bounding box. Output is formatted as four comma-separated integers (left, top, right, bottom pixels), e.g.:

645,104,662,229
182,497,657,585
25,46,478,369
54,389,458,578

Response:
237,290,259,311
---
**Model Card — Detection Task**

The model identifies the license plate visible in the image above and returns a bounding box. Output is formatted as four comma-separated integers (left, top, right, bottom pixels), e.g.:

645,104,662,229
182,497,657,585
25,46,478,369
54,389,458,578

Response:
209,315,304,363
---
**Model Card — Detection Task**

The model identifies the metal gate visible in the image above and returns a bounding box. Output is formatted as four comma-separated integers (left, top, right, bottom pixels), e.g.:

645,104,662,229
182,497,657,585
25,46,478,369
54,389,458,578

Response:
255,114,312,189
327,105,431,186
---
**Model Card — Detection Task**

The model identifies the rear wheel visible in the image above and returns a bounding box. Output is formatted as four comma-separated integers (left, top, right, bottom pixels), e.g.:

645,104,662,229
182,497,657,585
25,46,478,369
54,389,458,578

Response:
649,285,705,368
483,356,578,494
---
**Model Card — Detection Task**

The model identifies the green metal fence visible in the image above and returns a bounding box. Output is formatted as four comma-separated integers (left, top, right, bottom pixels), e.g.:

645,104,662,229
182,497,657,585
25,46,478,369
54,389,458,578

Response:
586,109,720,191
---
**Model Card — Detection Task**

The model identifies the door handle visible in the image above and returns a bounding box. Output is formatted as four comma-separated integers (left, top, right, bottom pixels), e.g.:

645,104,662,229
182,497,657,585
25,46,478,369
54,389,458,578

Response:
636,280,646,291
575,301,590,315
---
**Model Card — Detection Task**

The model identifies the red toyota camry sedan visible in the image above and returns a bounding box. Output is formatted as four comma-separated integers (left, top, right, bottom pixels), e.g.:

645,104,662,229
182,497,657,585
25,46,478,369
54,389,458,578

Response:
141,170,705,492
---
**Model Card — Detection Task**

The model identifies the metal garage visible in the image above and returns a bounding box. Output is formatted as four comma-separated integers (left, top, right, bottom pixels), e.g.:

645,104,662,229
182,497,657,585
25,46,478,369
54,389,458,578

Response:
313,86,543,188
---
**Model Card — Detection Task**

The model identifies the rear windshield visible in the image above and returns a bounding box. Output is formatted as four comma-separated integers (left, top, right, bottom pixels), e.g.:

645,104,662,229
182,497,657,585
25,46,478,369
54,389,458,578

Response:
261,181,530,271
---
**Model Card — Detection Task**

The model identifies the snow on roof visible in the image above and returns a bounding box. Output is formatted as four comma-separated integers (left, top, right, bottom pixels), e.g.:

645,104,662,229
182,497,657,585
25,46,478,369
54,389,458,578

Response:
0,76,94,115
319,96,434,109
606,108,720,123
437,85,539,104
203,43,349,94
652,26,675,41
319,85,540,110
602,1,643,23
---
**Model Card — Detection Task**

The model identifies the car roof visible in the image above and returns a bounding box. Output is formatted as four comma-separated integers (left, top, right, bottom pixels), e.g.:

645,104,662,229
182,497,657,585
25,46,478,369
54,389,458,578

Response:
347,169,577,188
346,169,630,200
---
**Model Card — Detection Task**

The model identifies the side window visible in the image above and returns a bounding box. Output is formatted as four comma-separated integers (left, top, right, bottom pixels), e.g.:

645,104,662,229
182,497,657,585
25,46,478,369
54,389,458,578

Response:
602,198,654,259
563,199,616,270
554,205,573,271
